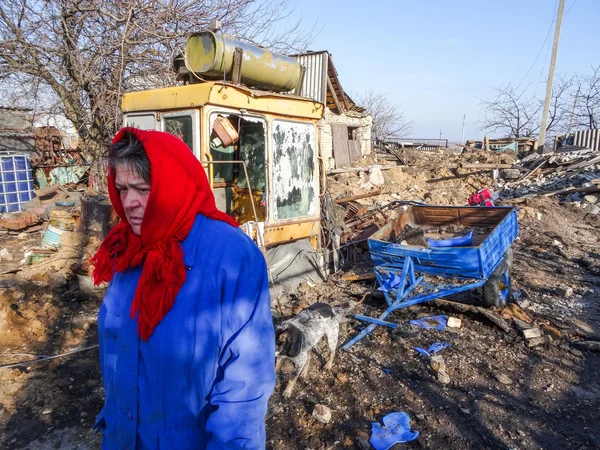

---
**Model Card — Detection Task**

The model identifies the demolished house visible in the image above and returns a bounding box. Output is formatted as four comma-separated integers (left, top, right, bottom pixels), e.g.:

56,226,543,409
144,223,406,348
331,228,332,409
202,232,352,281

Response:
555,127,600,152
292,51,372,169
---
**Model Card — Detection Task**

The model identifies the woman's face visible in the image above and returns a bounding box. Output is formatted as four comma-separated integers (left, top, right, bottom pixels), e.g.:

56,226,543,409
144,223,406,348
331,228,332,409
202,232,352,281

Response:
114,163,151,235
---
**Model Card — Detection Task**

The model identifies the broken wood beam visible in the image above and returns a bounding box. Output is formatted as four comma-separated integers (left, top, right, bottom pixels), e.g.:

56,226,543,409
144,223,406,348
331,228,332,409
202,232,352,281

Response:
541,185,600,197
327,76,344,114
341,273,377,282
433,299,512,333
476,307,512,333
335,191,382,204
35,184,61,198
571,341,600,352
329,165,404,174
459,163,529,171
433,298,474,314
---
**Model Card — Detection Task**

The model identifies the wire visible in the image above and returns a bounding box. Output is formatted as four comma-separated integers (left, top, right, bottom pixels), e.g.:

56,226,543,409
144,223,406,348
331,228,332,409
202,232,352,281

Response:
514,0,558,94
533,0,578,100
0,345,99,370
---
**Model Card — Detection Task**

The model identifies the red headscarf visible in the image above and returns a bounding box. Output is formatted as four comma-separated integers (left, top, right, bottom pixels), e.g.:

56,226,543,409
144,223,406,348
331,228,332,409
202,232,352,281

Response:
91,127,238,340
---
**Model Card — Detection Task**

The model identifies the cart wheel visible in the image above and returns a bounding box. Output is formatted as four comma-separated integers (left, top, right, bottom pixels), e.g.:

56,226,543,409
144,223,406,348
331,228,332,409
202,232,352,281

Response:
481,250,512,307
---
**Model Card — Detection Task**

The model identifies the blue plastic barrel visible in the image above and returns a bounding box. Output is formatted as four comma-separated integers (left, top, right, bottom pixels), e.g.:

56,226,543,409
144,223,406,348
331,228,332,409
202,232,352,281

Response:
0,155,35,213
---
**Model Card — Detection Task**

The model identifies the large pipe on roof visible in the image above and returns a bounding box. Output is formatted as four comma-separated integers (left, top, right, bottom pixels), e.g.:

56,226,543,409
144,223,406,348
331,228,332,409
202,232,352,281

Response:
185,31,302,93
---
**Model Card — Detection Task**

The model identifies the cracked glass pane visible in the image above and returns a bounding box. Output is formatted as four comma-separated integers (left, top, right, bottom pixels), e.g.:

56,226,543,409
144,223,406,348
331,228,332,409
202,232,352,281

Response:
271,120,317,220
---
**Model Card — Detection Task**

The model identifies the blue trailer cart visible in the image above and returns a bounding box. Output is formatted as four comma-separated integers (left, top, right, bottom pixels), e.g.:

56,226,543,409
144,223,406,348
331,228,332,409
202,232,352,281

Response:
343,205,519,350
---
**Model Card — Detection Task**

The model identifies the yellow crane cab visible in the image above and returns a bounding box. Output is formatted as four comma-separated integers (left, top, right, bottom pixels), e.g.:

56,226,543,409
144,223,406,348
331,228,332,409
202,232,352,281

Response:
121,80,325,250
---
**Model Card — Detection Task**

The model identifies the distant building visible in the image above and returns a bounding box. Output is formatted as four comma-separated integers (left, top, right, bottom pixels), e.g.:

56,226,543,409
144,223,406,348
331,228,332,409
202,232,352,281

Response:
0,106,36,154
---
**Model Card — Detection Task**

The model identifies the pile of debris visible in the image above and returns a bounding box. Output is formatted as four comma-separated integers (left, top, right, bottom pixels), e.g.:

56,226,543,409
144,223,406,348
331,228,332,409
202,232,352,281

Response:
501,149,600,214
0,184,114,269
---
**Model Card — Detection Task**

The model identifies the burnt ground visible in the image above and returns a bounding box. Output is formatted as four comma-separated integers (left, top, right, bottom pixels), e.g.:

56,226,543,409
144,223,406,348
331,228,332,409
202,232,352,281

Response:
1,162,600,449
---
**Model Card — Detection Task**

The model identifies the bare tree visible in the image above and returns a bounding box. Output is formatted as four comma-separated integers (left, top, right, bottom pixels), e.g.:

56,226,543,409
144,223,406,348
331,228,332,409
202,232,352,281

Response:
355,90,412,141
480,77,576,141
0,0,315,160
479,84,541,139
573,65,600,130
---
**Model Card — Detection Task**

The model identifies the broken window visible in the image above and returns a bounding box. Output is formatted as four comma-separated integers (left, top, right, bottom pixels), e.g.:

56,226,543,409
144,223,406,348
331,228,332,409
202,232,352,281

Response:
348,126,358,140
209,114,266,188
237,122,266,191
271,120,317,220
209,115,235,183
208,113,267,224
164,115,193,150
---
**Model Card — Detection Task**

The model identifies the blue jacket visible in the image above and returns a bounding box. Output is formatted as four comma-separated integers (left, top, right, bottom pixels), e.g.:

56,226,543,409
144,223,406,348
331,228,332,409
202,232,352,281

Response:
95,215,276,449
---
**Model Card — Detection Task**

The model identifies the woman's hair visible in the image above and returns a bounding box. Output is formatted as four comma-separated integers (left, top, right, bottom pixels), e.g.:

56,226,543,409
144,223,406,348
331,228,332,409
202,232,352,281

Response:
108,129,151,182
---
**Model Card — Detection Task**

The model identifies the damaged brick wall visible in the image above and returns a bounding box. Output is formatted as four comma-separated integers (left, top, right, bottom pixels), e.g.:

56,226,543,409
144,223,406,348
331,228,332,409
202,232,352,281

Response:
319,108,372,170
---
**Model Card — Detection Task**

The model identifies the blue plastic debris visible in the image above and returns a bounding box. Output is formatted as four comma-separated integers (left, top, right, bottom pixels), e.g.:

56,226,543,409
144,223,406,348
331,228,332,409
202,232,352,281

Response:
370,412,419,450
426,232,473,248
413,342,452,357
410,315,447,331
379,273,402,293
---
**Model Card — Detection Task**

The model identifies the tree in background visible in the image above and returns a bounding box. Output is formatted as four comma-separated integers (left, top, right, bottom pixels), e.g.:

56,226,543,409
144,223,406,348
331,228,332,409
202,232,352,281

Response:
479,76,574,141
0,0,314,161
480,66,600,142
355,90,412,141
572,65,600,131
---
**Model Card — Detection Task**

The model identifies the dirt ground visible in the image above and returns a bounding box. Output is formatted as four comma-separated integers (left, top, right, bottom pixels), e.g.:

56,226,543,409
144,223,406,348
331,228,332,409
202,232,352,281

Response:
1,149,600,449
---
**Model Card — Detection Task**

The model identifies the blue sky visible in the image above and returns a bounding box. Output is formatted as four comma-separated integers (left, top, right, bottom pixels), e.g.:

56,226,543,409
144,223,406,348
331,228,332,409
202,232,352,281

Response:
288,0,599,141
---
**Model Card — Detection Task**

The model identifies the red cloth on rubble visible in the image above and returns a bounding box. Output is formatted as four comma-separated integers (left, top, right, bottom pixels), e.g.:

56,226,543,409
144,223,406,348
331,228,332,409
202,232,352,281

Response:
91,127,238,340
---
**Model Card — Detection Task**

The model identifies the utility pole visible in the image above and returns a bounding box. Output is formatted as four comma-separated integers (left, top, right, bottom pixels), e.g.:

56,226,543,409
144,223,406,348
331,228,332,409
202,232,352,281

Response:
538,0,565,151
461,114,466,145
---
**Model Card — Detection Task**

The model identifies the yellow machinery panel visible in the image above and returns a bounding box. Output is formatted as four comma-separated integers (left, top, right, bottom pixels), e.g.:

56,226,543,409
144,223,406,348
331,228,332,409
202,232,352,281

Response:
122,82,323,120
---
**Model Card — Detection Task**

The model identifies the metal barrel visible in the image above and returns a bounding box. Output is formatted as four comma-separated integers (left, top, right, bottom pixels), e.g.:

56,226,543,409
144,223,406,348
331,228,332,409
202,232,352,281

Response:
185,31,302,92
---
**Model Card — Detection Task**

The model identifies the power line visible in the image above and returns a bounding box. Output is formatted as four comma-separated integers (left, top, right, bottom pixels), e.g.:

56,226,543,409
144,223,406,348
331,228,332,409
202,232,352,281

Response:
534,0,577,98
514,0,558,94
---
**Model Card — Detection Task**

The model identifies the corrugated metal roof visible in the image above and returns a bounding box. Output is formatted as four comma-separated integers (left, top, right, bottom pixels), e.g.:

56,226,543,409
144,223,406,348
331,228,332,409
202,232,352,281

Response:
292,51,367,116
291,51,328,104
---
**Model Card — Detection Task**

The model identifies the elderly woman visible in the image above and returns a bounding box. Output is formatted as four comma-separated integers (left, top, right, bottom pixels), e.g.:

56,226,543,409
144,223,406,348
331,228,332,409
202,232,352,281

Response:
91,128,275,449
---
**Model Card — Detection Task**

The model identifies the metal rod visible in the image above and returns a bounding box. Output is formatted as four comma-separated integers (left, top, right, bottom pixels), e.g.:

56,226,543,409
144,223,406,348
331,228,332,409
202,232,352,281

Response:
354,316,398,329
343,278,486,350
202,160,260,234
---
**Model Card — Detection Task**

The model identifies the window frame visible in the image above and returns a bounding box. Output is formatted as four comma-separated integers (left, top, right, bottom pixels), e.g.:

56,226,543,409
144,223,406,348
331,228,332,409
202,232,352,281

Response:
160,109,201,158
205,107,268,185
123,113,158,131
269,118,319,223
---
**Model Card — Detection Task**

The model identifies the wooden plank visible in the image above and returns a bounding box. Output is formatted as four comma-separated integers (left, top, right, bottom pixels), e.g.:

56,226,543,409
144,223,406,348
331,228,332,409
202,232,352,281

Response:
328,165,405,174
332,123,350,168
335,190,381,204
460,163,528,171
413,207,460,226
327,76,344,114
348,140,362,164
541,186,600,197
341,273,376,281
